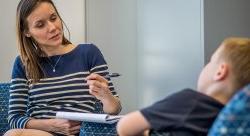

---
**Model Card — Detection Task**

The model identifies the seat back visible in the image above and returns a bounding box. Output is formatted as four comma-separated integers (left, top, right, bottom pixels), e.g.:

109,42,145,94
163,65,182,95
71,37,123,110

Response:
208,84,250,136
0,83,10,135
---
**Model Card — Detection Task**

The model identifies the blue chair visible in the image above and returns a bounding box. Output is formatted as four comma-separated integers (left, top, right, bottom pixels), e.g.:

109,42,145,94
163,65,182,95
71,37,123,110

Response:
0,83,10,135
0,83,118,136
208,84,250,136
79,101,118,136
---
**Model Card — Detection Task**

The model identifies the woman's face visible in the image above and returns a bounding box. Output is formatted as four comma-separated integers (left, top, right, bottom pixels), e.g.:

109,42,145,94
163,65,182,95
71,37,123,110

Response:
25,2,63,49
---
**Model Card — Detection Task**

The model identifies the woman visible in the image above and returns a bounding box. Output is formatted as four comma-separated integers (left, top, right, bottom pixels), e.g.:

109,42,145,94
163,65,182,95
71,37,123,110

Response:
5,0,121,135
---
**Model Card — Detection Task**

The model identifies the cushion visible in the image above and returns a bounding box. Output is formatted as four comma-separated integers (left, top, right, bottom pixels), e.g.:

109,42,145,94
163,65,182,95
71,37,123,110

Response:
208,84,250,136
80,122,117,136
0,83,10,135
79,101,118,136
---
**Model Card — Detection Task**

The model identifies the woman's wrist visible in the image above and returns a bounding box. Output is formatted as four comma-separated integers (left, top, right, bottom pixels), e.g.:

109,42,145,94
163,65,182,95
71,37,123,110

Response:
101,95,121,114
26,118,53,132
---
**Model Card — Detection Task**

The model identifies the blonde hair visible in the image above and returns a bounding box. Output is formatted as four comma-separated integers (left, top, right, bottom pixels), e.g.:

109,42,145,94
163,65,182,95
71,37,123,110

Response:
221,37,250,89
16,0,71,83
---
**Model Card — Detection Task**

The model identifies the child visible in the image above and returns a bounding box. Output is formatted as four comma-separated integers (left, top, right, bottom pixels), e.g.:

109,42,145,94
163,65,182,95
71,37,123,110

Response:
117,37,250,136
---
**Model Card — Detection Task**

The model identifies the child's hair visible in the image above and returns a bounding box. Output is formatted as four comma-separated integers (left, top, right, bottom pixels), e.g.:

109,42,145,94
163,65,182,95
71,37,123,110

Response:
221,37,250,89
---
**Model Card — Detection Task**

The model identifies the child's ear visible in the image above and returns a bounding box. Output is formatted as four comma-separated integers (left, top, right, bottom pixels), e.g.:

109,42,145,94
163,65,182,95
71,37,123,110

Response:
213,63,229,81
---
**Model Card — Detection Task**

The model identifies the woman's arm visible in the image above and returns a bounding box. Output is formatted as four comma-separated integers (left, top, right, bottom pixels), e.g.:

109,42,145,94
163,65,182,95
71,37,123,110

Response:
9,57,81,135
86,44,121,114
86,73,121,114
8,80,30,129
117,111,151,136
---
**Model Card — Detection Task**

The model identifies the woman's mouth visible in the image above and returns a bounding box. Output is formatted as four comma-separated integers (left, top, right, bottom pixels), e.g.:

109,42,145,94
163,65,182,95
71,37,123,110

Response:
50,33,60,40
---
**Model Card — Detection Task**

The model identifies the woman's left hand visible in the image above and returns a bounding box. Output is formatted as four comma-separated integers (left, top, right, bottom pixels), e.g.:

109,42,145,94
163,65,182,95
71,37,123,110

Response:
86,73,112,101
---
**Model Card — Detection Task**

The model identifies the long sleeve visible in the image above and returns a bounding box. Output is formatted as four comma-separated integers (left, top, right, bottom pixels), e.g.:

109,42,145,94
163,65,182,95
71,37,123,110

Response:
8,56,30,128
87,44,118,97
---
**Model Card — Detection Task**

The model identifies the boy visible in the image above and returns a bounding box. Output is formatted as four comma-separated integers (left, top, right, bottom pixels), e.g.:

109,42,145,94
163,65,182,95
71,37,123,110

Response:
117,37,250,136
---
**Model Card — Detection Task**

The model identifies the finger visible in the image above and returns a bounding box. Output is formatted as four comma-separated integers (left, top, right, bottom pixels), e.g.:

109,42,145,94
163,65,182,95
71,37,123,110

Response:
55,119,73,125
89,85,111,98
69,125,81,134
87,80,103,89
88,80,109,92
89,89,99,97
69,121,81,127
55,132,66,135
89,84,102,93
86,73,108,83
71,130,80,135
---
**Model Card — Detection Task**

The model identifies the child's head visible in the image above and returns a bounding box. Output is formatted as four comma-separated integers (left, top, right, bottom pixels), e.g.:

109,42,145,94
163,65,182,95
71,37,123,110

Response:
220,38,250,89
198,37,250,98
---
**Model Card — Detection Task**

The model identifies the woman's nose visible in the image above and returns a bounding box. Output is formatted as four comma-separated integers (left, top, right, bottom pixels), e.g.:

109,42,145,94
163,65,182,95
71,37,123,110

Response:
47,21,56,32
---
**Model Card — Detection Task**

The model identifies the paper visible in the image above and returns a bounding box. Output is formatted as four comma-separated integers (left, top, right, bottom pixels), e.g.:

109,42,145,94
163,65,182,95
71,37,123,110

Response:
56,112,123,124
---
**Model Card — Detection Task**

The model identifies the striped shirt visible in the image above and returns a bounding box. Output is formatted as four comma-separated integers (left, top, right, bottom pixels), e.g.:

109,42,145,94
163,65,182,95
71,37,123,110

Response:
8,44,118,129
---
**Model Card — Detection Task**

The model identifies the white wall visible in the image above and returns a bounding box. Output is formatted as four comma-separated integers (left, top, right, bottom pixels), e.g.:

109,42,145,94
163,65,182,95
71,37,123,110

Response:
137,0,204,107
86,0,204,112
53,0,86,44
2,0,250,114
0,1,19,82
86,0,250,111
204,0,250,63
86,0,138,113
0,0,85,82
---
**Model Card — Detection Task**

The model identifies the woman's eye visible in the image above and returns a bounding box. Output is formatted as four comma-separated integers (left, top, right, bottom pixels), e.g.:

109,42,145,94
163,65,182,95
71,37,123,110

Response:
35,22,44,28
51,15,57,21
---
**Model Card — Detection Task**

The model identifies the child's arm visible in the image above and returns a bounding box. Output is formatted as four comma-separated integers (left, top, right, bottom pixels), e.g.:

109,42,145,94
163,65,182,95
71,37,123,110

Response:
117,111,151,136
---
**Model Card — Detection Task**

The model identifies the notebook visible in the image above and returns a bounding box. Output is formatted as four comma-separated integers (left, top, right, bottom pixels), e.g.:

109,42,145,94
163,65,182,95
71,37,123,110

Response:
56,112,123,124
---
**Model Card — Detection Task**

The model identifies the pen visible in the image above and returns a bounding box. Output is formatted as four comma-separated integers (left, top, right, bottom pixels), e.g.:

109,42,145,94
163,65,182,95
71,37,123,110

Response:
104,73,121,78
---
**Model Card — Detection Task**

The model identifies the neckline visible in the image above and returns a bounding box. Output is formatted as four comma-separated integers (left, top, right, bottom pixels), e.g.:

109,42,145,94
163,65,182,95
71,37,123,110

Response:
46,44,80,59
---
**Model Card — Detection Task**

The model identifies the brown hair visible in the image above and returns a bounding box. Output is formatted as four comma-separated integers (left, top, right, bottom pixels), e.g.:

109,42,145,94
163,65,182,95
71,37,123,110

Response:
16,0,71,83
221,37,250,90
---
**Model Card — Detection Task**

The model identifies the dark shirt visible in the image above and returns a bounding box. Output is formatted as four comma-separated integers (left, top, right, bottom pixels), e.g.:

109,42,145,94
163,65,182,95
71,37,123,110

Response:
141,88,224,136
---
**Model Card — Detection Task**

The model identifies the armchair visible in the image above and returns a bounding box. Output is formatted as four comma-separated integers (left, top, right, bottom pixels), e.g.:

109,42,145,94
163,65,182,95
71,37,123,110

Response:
0,83,118,136
0,83,10,135
208,84,250,136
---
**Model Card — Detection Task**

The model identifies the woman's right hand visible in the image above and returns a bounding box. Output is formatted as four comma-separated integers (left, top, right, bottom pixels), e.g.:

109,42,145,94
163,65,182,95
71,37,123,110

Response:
47,119,81,135
49,119,81,135
26,118,81,135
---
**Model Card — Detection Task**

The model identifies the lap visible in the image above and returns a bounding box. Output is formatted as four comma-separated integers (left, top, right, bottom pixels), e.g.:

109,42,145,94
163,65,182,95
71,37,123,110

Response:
4,129,53,136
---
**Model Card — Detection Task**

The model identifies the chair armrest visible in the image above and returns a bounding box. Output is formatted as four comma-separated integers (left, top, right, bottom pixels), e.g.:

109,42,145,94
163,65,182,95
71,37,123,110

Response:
79,101,118,136
80,122,117,136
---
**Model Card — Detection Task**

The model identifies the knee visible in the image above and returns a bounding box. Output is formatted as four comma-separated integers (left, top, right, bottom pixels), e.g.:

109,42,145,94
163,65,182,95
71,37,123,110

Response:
3,129,53,136
3,129,24,136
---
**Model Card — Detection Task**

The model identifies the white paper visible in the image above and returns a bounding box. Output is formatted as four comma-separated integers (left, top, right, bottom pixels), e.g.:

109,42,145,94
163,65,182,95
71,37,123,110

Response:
56,112,123,124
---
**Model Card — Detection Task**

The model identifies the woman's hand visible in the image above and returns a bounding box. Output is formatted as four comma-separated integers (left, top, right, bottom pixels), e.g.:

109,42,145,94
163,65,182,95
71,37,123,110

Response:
86,73,112,101
48,119,81,135
86,73,121,114
26,118,81,136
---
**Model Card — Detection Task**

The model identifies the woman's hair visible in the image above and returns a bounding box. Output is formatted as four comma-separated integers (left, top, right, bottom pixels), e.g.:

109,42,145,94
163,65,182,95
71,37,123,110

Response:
221,37,250,90
16,0,71,83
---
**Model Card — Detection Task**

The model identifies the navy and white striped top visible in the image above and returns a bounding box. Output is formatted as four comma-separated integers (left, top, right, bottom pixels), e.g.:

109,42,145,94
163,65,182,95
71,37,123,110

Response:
8,44,118,129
